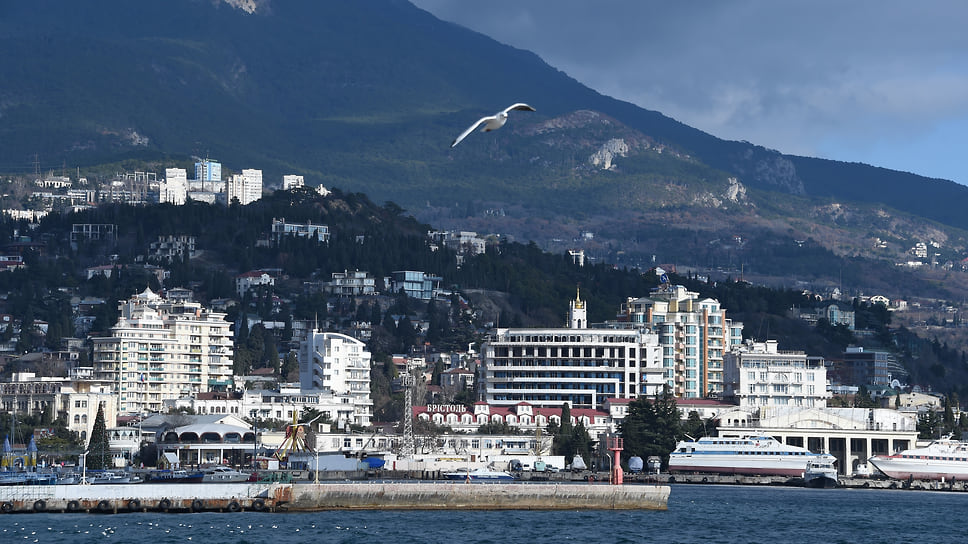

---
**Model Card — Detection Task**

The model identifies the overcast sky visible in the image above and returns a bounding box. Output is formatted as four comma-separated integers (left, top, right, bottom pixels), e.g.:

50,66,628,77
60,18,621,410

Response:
412,0,968,185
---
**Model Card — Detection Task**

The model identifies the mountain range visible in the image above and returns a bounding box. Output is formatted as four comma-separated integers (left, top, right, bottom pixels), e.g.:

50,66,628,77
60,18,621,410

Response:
3,0,968,301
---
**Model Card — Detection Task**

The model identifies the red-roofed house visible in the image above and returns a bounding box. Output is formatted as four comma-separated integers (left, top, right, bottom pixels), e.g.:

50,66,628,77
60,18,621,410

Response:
236,270,275,297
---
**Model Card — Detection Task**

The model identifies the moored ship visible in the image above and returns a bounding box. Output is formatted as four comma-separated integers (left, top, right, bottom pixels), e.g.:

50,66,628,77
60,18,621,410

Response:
868,437,968,480
803,457,839,488
669,435,836,477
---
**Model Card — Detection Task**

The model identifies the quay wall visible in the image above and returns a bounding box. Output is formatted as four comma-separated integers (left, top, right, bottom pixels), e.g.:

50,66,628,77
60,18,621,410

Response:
280,482,670,511
0,481,670,514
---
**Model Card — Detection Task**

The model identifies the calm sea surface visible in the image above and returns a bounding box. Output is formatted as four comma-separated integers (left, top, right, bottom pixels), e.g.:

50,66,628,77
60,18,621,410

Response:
1,484,961,544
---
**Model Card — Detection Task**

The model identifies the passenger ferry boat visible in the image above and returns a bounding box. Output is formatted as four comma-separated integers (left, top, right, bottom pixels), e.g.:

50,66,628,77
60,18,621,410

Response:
804,457,839,488
868,437,968,480
668,435,836,477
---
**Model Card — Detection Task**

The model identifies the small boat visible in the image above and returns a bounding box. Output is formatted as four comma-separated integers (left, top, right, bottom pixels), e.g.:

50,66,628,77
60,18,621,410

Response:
144,469,205,483
202,466,252,483
804,457,838,488
869,436,968,480
443,467,516,481
88,471,140,484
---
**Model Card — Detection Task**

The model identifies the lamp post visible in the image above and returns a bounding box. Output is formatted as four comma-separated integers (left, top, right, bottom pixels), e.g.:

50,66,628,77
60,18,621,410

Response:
302,413,327,485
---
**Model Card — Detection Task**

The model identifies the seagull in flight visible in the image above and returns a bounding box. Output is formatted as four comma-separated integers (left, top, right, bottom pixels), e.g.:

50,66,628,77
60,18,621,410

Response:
451,103,536,147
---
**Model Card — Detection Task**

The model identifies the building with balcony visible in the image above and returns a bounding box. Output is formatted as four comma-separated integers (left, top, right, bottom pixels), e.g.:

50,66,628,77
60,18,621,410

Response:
328,269,376,296
480,291,664,410
298,331,372,428
271,217,330,243
618,284,744,399
389,270,441,300
90,288,234,416
723,340,829,408
225,168,263,205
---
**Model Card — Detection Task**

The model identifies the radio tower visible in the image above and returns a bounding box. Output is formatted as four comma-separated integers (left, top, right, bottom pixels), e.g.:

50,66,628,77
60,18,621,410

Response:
401,361,416,457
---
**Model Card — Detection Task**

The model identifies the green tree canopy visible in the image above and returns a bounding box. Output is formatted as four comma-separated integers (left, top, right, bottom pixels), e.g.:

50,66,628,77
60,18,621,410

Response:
618,389,682,469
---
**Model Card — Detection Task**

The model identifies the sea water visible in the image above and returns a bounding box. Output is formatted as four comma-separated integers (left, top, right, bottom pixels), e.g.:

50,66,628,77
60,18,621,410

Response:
0,484,959,544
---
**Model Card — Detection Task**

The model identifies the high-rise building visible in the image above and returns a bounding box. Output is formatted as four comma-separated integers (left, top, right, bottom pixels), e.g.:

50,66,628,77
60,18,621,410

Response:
195,159,221,182
160,168,188,205
91,288,234,416
481,291,664,410
620,284,744,398
226,169,263,205
298,331,372,427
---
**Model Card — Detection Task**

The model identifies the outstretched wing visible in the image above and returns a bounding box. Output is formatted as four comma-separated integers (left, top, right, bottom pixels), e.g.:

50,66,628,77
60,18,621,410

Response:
451,116,490,147
503,103,536,113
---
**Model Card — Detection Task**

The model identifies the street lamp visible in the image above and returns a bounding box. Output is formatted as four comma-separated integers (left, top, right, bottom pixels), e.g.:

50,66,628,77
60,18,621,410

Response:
301,413,327,485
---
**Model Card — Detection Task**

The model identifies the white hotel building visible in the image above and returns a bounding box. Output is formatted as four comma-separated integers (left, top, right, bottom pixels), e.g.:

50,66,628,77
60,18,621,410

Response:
481,292,664,410
91,288,234,416
723,340,829,408
298,331,373,427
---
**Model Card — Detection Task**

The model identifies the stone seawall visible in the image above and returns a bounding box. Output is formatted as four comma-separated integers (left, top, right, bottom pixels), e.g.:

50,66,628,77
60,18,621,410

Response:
0,481,669,513
278,482,670,511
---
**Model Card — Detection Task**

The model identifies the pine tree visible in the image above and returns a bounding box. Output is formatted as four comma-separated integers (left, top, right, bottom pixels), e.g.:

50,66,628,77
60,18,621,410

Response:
619,388,682,468
86,404,110,470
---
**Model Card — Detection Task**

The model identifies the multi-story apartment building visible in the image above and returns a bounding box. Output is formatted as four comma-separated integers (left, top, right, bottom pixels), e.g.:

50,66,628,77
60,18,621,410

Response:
225,168,263,205
149,235,196,262
298,331,372,427
90,288,234,416
195,159,221,182
723,340,829,408
619,284,744,398
829,346,902,387
390,270,441,300
271,217,330,243
160,168,188,205
329,269,376,296
282,175,304,190
480,292,664,410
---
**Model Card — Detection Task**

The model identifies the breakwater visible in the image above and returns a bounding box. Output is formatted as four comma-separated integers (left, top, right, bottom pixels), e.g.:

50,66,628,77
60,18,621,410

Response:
0,480,670,514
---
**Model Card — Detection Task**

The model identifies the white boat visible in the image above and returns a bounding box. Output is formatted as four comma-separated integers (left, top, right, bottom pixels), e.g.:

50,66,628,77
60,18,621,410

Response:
804,457,838,488
202,466,252,483
88,471,140,484
868,437,968,480
668,435,837,477
443,467,516,481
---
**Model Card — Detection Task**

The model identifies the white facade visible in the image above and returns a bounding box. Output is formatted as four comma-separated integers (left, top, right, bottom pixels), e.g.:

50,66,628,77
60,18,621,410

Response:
271,218,330,243
620,285,744,398
165,386,371,428
481,292,664,410
226,169,263,205
282,175,304,190
723,340,829,408
160,168,188,205
298,331,372,427
236,270,274,297
90,288,234,416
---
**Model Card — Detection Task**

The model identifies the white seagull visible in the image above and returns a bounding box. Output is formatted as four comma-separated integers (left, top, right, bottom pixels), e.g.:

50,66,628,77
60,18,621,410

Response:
451,103,536,147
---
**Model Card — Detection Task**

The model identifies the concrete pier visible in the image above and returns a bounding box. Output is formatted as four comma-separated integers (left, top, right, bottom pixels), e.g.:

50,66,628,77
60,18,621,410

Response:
0,481,670,514
280,482,670,511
